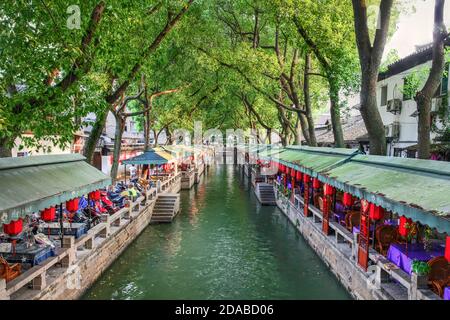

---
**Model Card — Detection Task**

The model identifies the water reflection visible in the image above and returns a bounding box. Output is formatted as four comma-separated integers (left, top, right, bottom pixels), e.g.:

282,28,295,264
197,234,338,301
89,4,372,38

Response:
83,164,351,300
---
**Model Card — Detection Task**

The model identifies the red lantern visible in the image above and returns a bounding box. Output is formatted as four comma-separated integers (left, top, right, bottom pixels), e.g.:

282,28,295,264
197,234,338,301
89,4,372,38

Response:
296,171,303,180
343,192,354,207
324,184,334,196
369,203,384,220
445,236,450,263
398,216,413,237
303,174,310,183
89,190,101,201
3,219,23,236
41,207,56,222
312,178,320,189
66,198,79,212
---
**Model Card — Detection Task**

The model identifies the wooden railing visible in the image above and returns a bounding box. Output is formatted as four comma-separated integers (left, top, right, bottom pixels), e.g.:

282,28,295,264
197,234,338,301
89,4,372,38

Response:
1,174,180,300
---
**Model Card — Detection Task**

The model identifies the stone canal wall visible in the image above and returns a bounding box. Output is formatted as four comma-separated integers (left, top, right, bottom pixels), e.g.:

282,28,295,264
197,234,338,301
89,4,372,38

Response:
3,175,181,300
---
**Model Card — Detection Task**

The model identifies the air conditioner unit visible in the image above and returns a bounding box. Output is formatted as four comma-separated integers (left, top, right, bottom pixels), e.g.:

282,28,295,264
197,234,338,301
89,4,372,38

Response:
387,99,402,114
392,122,400,139
384,125,390,137
431,97,443,112
385,122,400,140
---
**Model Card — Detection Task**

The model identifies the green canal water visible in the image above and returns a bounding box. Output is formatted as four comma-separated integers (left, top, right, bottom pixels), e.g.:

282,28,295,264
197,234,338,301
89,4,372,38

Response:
83,165,351,300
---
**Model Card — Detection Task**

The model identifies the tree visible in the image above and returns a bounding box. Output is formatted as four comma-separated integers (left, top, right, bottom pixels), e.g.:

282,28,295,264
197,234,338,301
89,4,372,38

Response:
352,0,394,155
415,0,447,159
0,1,107,157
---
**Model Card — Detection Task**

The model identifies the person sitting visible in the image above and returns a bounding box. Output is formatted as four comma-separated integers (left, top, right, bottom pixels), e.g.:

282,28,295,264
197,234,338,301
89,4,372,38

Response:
121,184,140,202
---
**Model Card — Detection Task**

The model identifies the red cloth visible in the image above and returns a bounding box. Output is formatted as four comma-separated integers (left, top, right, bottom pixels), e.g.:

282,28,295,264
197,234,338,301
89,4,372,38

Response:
296,171,302,181
101,195,113,207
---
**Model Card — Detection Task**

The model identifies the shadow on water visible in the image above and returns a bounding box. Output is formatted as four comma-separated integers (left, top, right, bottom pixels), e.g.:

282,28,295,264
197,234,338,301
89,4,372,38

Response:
82,164,351,300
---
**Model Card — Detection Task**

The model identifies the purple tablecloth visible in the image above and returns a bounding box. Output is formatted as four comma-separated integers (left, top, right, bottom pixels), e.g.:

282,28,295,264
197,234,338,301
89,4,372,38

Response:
387,242,446,275
444,287,450,301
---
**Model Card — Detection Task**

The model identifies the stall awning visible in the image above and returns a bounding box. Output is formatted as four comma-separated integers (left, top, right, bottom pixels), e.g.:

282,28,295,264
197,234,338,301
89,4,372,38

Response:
319,155,450,234
264,146,361,177
122,148,175,165
0,154,111,225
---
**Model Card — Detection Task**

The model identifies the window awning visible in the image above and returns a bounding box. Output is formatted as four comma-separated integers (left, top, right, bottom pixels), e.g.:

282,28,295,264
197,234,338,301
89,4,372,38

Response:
0,154,111,226
319,155,450,234
122,148,175,165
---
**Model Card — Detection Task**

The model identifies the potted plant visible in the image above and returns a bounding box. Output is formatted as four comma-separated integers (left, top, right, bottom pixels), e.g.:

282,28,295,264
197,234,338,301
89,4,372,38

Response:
411,260,431,276
411,259,430,290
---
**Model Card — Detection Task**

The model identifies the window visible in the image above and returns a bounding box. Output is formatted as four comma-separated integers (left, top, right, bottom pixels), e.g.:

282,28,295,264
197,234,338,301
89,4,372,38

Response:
381,85,388,106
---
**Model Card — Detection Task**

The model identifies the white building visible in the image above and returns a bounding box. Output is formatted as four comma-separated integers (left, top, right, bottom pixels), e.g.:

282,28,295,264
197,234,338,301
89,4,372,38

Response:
341,41,450,158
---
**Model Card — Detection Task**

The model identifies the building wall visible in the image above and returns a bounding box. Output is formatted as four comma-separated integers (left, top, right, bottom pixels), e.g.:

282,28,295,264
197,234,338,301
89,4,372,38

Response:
376,60,448,156
345,59,449,156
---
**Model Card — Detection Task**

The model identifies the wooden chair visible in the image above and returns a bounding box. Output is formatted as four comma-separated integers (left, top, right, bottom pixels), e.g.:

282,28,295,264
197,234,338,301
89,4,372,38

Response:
345,211,360,232
427,256,450,298
0,256,21,282
375,225,398,256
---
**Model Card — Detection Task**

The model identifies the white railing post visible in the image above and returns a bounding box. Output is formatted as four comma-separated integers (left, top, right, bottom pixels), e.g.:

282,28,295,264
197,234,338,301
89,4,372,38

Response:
0,279,9,300
100,214,111,238
62,236,75,267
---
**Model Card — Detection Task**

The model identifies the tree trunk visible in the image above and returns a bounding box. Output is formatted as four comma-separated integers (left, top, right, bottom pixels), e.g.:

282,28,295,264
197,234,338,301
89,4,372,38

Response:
415,0,447,159
329,79,345,148
0,137,13,158
352,0,393,155
304,52,317,146
295,117,303,145
144,110,151,151
416,95,433,159
360,76,387,155
298,113,310,145
110,115,125,182
83,110,108,164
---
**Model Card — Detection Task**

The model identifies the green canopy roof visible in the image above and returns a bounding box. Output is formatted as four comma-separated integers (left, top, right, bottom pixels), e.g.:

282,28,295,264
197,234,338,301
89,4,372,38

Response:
122,148,175,165
262,146,361,177
319,155,450,234
0,154,111,226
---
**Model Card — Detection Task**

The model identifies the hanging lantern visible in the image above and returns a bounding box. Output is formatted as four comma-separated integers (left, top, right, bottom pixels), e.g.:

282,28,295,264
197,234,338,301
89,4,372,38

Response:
66,198,79,212
445,236,450,263
324,184,334,196
89,190,101,201
369,203,384,220
343,192,354,207
398,216,413,237
303,174,310,183
41,207,56,222
296,170,303,181
312,178,320,189
3,219,23,236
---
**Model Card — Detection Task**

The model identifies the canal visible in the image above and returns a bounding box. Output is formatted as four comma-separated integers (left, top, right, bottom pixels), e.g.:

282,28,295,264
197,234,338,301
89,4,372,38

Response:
83,165,351,300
